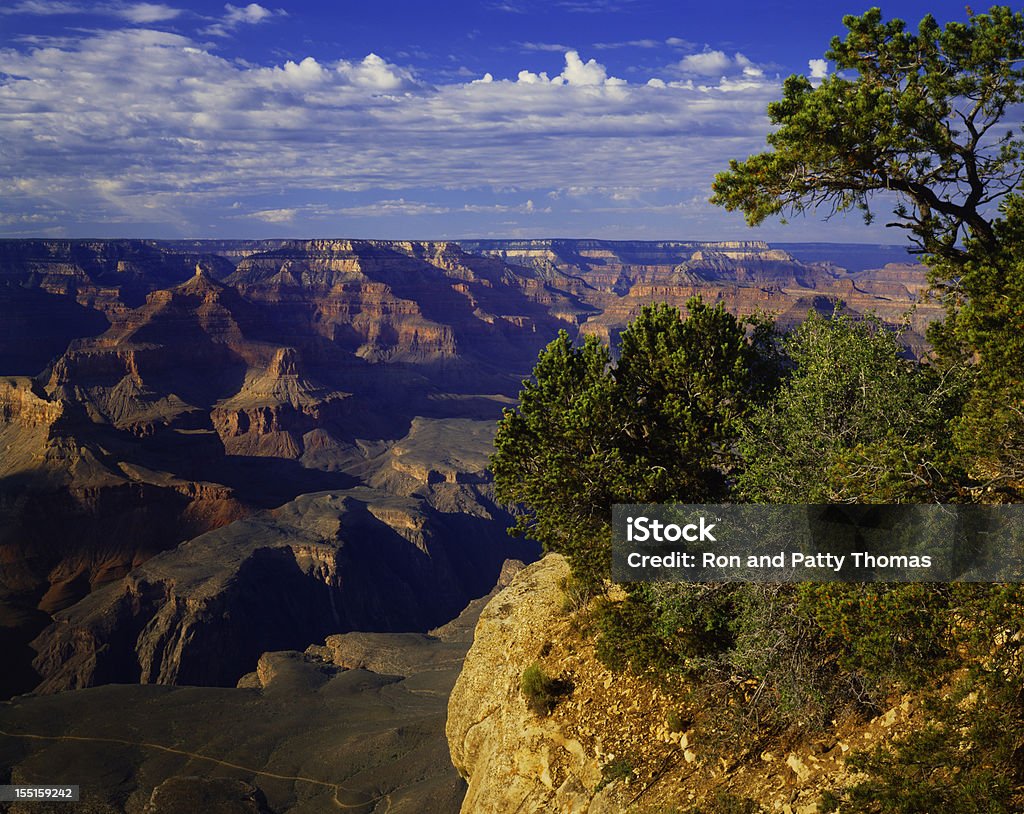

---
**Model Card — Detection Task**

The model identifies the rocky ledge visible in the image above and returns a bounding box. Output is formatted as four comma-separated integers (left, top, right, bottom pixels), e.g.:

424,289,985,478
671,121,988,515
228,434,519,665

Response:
447,555,617,814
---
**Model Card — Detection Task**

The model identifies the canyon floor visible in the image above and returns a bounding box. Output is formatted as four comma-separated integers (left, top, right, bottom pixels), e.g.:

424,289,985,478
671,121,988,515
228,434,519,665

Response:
0,585,501,814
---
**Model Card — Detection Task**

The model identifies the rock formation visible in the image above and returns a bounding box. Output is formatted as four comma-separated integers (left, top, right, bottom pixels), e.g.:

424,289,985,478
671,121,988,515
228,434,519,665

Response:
0,237,938,702
0,237,951,813
447,554,618,814
29,415,535,694
28,489,531,692
460,238,940,352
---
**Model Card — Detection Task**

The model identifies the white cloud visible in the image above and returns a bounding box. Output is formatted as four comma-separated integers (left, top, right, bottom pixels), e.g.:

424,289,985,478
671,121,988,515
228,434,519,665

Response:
518,41,573,52
203,2,285,36
237,53,416,92
514,51,624,87
809,58,829,80
224,2,274,24
517,69,551,84
561,50,609,85
593,39,660,50
0,1,83,15
115,3,181,22
678,50,764,79
680,50,731,76
248,55,327,89
338,53,417,90
247,200,457,219
251,208,297,223
461,199,549,214
344,200,450,216
0,29,781,235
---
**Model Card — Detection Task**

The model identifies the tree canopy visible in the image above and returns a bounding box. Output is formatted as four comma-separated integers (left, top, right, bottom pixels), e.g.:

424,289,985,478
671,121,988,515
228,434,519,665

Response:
491,298,772,588
931,196,1024,487
710,6,1024,264
739,310,965,504
712,4,1024,494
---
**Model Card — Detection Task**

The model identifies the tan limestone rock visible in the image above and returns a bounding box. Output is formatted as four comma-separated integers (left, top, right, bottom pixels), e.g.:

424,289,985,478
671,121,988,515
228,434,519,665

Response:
446,554,616,814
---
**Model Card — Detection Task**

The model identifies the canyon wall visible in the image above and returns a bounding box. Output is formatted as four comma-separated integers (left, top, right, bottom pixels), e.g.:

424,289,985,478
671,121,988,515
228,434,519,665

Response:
0,237,938,698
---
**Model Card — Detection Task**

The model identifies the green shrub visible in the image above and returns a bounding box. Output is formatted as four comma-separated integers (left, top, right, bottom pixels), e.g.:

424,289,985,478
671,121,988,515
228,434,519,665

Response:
593,592,671,674
595,757,634,791
722,583,845,729
666,709,688,733
594,583,736,675
822,584,1024,813
822,682,1022,813
520,662,570,715
797,583,955,692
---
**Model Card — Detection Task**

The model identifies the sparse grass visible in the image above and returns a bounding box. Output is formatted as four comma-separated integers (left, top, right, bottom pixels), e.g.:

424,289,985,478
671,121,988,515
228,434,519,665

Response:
520,661,571,715
596,757,634,791
666,709,688,733
560,574,594,614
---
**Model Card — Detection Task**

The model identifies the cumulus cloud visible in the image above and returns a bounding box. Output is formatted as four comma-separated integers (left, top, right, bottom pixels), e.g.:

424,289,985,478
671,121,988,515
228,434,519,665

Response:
808,58,829,80
561,50,612,85
338,53,418,90
679,50,731,75
0,29,780,235
514,50,625,86
678,49,764,79
516,69,550,84
237,53,416,92
203,2,285,36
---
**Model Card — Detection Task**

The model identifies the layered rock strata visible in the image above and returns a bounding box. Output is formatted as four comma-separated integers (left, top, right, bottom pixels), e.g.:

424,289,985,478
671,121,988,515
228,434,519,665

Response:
0,237,941,701
31,486,533,693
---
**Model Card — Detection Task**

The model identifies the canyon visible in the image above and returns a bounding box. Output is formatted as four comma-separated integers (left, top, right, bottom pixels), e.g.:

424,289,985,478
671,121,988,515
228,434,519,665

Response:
0,237,936,811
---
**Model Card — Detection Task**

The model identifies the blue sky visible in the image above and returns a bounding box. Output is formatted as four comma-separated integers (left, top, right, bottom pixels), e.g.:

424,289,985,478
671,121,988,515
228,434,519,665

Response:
0,1,983,241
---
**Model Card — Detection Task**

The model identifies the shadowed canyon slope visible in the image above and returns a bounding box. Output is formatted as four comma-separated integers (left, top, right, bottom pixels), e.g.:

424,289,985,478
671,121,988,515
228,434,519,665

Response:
0,567,526,814
0,238,936,695
0,238,937,810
